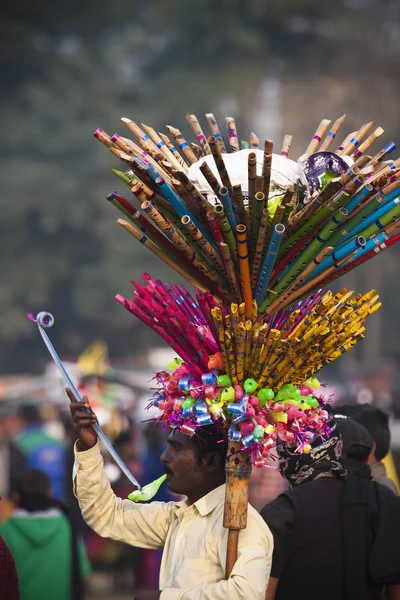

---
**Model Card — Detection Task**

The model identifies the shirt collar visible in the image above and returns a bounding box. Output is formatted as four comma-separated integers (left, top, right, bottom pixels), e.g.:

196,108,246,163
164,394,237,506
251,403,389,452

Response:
174,484,226,518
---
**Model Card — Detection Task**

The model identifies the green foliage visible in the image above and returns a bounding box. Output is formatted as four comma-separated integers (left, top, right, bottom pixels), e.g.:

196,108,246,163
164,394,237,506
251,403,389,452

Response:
2,0,400,371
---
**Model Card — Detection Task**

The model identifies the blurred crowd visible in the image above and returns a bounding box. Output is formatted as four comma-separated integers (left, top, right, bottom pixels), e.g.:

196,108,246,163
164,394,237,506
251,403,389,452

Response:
0,364,399,599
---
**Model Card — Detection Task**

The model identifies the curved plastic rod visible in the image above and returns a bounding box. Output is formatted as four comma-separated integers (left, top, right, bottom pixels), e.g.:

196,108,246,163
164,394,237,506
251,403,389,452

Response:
32,311,141,491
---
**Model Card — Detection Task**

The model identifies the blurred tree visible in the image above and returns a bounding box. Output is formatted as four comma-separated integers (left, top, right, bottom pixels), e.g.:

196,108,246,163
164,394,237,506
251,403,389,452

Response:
1,0,400,372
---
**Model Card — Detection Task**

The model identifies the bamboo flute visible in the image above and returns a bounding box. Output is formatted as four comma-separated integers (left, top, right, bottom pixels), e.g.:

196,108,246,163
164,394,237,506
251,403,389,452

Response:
236,224,253,318
281,135,293,158
171,168,216,217
141,123,186,172
319,115,347,151
251,191,265,258
341,121,375,156
250,132,259,149
261,208,349,310
262,140,274,198
199,161,222,197
336,132,357,155
254,224,286,306
117,219,224,298
141,201,227,289
206,208,225,245
159,132,189,169
220,243,242,302
206,113,227,153
166,125,198,164
94,128,117,149
208,136,234,198
251,207,269,289
186,114,211,156
352,127,384,159
366,142,397,168
191,143,203,160
121,118,163,160
264,204,286,251
247,152,257,240
232,184,248,228
181,215,225,271
305,119,331,154
220,186,238,234
226,117,240,152
266,247,333,314
215,204,238,261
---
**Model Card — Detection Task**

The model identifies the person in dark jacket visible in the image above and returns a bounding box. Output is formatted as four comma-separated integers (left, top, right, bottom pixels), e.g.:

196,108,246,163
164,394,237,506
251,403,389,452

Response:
261,414,400,600
334,403,397,493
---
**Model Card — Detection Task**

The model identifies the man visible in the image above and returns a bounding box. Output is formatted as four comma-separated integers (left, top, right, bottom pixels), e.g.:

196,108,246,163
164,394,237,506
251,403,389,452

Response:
335,403,397,493
68,388,273,600
0,469,91,600
261,415,400,600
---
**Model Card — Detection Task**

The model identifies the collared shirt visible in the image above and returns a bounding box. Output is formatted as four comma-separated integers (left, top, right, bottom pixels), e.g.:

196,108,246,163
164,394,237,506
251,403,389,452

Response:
73,442,273,600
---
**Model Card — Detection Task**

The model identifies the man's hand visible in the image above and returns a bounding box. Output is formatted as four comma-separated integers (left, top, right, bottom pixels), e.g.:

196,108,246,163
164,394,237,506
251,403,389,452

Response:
134,591,162,600
67,388,98,451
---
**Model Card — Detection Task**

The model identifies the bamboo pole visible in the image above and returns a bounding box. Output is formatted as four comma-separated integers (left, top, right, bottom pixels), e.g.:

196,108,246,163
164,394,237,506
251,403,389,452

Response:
224,442,252,578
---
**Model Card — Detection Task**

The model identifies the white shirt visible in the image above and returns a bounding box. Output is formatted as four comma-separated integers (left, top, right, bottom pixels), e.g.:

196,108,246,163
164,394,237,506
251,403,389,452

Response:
73,442,273,600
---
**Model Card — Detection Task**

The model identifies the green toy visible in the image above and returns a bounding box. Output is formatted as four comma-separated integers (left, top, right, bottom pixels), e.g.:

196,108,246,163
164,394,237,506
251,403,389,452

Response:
128,475,167,502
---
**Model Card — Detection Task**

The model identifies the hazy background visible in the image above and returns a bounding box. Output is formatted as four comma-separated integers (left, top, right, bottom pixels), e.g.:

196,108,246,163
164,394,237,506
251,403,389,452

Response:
2,3,400,597
2,0,400,402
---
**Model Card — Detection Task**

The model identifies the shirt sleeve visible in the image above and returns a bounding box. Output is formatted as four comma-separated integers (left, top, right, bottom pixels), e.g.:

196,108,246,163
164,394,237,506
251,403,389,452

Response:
160,509,273,600
73,441,174,550
260,494,295,578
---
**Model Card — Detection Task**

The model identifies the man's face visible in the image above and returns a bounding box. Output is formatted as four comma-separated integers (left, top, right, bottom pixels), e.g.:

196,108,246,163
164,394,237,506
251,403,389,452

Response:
160,430,206,496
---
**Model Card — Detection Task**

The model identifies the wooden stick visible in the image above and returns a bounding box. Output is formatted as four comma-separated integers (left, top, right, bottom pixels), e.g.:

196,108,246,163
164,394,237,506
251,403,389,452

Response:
248,152,257,239
319,114,347,151
262,140,274,198
199,161,222,196
191,142,203,160
141,123,185,172
206,113,227,153
281,135,293,158
305,119,331,155
167,125,198,165
226,117,240,152
117,218,223,297
250,132,259,149
341,121,375,156
159,132,189,169
352,126,384,159
224,442,252,579
232,184,248,228
186,113,211,156
208,136,234,198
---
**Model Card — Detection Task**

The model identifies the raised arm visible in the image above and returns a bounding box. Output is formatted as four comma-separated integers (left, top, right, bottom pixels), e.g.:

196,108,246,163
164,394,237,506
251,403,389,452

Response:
69,389,174,549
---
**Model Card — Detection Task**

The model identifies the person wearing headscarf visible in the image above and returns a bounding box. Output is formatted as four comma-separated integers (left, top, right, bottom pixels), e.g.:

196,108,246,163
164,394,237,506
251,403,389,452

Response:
260,415,400,600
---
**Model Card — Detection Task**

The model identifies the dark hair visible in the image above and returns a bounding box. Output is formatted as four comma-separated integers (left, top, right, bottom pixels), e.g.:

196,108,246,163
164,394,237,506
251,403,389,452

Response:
13,469,50,497
18,403,41,424
190,425,228,472
335,404,390,460
334,416,372,464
